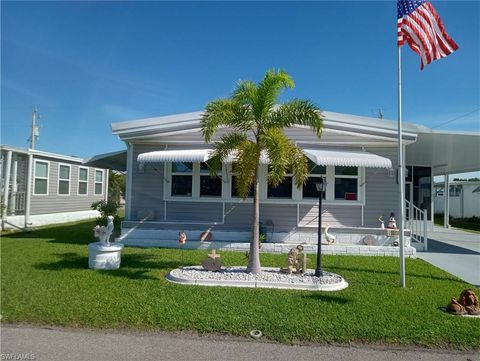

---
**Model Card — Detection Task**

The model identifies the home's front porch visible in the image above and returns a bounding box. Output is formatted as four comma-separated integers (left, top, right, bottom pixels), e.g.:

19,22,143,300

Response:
117,222,416,257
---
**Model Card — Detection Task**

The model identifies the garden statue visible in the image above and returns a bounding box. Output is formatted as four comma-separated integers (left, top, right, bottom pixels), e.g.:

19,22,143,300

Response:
93,216,114,246
178,231,187,245
378,216,385,229
200,230,212,242
324,224,336,244
281,245,307,274
387,212,397,229
89,215,123,270
202,249,223,271
447,289,480,316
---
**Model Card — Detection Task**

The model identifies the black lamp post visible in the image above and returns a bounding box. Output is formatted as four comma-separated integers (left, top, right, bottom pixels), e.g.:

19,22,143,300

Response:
314,177,326,277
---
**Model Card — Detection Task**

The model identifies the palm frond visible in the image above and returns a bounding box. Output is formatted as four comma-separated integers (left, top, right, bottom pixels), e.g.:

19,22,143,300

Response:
266,99,324,137
201,99,254,143
208,132,248,176
233,141,260,199
261,129,291,187
232,80,257,107
254,69,295,123
288,145,309,188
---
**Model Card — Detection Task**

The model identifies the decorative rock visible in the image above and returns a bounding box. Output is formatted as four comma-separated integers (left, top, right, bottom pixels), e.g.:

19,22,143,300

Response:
167,266,349,291
88,242,124,270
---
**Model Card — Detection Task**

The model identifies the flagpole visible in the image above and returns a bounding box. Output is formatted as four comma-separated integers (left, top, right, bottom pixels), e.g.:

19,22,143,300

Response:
397,46,406,288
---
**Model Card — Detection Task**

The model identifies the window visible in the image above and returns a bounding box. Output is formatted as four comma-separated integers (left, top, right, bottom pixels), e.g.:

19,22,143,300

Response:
171,162,192,196
334,166,358,201
78,167,89,195
58,164,71,195
34,161,49,195
302,160,326,199
94,170,104,195
449,185,461,197
200,162,222,197
267,166,293,199
163,159,365,204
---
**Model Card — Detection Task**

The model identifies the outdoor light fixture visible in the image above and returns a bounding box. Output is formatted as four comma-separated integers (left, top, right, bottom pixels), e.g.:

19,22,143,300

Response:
314,177,326,277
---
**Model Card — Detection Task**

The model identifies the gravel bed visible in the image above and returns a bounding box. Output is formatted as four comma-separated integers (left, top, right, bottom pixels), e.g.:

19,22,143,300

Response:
170,266,344,285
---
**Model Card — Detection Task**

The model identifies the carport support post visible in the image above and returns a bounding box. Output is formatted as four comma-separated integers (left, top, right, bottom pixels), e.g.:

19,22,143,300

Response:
24,152,33,229
1,150,12,230
444,174,450,228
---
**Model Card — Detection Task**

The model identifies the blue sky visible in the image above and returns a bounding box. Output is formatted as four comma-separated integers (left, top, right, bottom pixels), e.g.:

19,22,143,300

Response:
1,1,479,169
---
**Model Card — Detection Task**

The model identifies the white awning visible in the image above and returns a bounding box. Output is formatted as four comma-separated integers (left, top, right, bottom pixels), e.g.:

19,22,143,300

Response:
137,149,213,164
138,148,392,168
303,149,392,168
224,151,270,164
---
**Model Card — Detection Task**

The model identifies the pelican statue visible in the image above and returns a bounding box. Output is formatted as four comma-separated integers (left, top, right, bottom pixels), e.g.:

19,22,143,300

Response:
324,224,336,244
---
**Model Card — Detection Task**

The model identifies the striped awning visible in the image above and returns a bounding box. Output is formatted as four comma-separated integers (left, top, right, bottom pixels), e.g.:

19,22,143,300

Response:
303,149,392,168
138,149,271,165
137,149,213,164
137,148,392,169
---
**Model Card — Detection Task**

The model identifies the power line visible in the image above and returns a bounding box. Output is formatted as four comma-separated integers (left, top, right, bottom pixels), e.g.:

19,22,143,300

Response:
431,108,480,129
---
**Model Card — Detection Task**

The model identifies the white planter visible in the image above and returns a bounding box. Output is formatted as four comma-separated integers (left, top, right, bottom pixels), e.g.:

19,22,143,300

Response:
88,242,124,270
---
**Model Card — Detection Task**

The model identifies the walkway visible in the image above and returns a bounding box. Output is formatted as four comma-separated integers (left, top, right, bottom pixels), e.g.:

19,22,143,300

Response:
416,226,480,287
1,325,475,361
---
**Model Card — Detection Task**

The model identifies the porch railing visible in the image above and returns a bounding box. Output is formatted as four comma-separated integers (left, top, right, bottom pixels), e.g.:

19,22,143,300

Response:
405,199,428,251
11,191,26,215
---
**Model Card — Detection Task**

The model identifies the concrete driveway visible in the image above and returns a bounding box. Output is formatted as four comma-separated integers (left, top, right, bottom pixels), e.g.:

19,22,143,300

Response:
416,226,480,287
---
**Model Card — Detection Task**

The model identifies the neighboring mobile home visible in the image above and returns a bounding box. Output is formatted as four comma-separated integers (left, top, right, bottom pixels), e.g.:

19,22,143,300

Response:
103,110,479,254
0,145,109,230
434,181,480,218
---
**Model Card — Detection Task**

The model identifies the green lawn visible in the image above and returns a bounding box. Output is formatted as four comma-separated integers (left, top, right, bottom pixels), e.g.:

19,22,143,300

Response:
434,214,480,233
1,220,479,349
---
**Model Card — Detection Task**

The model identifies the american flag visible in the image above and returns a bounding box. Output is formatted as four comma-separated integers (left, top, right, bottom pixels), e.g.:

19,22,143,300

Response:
397,0,458,69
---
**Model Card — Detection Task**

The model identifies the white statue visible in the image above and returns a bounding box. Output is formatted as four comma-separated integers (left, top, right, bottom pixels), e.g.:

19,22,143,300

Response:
93,215,115,246
324,224,336,244
378,216,385,229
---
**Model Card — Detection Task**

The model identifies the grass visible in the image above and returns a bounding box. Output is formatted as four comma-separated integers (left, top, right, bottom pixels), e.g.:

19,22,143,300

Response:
434,214,480,233
1,220,479,349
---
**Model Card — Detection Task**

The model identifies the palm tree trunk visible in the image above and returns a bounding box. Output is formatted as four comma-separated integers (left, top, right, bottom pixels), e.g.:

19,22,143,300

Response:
246,165,261,274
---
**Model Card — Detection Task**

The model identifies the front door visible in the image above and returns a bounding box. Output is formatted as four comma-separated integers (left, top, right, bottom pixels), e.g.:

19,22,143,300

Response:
405,182,413,220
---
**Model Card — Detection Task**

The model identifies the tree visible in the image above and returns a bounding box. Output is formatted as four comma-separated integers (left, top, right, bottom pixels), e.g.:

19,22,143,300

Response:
108,170,125,204
201,69,324,274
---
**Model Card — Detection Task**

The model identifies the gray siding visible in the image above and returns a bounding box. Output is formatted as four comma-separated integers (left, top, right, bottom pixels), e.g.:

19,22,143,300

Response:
363,147,400,227
131,144,166,220
30,155,106,215
298,205,362,228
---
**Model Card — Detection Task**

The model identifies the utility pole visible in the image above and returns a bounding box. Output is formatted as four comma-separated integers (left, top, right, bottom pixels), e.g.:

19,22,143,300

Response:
29,108,40,149
378,108,384,119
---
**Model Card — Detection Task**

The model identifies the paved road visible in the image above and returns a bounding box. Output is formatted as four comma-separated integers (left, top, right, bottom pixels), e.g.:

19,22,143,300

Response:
1,325,477,361
416,226,480,287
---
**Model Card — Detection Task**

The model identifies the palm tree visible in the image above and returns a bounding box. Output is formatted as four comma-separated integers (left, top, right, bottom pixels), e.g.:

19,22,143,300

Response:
201,69,324,274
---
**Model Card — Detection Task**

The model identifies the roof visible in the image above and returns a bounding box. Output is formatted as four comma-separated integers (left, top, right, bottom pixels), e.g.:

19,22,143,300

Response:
434,180,480,186
83,149,127,171
406,131,480,176
0,144,85,163
111,110,418,142
104,109,480,174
